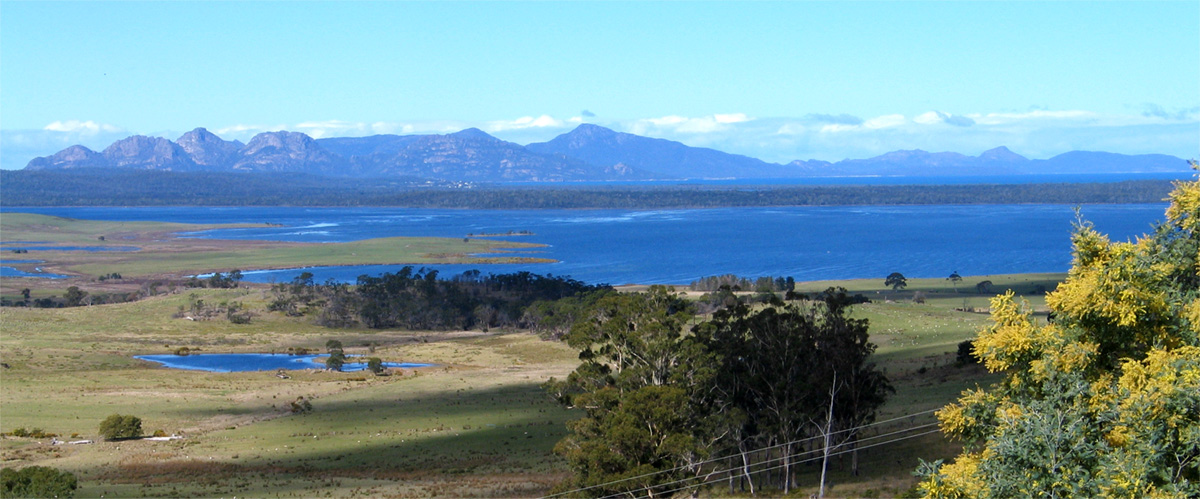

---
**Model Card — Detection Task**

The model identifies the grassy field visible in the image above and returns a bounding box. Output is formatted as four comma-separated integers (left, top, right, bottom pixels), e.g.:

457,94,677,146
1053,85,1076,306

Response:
0,270,1055,498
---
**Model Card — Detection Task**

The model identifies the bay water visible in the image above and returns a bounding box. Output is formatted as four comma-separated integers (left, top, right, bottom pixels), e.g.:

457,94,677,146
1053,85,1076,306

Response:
7,204,1168,285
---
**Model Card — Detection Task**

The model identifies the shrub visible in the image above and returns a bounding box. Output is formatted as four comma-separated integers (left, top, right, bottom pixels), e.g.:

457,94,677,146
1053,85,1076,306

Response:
366,357,385,375
98,414,142,441
955,340,979,366
290,397,313,414
0,466,78,498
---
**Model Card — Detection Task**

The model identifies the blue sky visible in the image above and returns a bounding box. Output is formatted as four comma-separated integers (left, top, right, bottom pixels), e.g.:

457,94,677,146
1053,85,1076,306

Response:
2,1,1197,169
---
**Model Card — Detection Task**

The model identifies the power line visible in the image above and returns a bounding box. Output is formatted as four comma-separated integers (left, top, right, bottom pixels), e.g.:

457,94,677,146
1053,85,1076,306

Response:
638,428,943,499
542,409,942,498
598,424,940,499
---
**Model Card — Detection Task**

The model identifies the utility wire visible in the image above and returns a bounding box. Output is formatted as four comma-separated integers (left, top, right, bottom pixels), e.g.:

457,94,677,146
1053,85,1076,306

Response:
641,428,943,499
542,408,941,498
599,424,940,499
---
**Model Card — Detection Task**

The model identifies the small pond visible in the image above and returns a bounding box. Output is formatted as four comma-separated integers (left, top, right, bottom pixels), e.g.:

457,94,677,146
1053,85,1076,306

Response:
0,265,70,279
135,353,433,373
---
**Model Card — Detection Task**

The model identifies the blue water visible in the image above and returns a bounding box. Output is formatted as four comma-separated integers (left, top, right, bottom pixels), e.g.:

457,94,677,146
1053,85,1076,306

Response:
0,266,70,279
135,353,433,373
4,204,1168,285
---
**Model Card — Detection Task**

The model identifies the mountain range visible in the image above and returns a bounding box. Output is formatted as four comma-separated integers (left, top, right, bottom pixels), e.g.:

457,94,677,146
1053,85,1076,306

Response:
25,124,1191,182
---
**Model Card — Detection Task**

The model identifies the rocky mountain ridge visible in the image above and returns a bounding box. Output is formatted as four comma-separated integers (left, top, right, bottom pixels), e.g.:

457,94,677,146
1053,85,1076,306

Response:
26,125,1192,181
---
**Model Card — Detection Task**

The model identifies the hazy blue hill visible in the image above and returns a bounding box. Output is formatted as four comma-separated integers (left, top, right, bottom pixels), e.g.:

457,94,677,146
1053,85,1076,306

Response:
1032,151,1189,173
24,145,109,170
316,134,423,158
528,124,795,179
232,131,351,175
785,147,1190,177
364,128,643,181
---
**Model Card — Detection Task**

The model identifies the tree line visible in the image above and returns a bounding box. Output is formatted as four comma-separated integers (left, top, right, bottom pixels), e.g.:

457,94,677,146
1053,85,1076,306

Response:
544,286,892,496
1,169,1177,208
266,267,608,331
689,274,796,293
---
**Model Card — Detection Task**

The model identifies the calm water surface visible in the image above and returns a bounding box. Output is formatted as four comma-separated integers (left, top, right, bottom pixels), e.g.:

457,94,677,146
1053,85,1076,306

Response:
7,205,1168,285
135,353,433,373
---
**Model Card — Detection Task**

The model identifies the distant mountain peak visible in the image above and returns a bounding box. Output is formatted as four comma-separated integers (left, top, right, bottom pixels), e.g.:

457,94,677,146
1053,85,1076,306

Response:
449,128,495,141
24,145,107,170
979,146,1028,162
102,135,195,170
177,127,240,166
569,123,618,137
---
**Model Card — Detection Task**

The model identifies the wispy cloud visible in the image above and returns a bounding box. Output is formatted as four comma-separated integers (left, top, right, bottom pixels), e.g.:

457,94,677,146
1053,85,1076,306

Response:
486,115,564,132
43,120,123,134
913,111,975,127
966,110,1097,126
629,113,756,135
1140,103,1199,121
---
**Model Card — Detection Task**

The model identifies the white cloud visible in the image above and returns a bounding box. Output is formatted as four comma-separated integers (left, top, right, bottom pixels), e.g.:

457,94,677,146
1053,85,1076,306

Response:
646,115,690,126
967,110,1096,126
863,114,907,129
633,113,756,135
820,124,860,133
487,115,565,132
913,111,944,125
913,111,975,127
43,120,122,134
714,113,751,124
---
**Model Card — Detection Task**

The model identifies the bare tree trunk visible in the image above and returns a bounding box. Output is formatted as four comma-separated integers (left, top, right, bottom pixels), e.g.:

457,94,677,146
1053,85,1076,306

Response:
819,372,838,499
783,442,792,495
851,438,860,476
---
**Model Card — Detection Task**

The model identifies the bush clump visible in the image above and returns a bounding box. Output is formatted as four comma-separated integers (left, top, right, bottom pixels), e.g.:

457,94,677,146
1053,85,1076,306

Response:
1,466,78,498
98,414,142,441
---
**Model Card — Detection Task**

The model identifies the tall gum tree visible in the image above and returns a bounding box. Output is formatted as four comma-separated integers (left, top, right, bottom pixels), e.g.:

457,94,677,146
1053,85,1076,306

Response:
919,166,1200,498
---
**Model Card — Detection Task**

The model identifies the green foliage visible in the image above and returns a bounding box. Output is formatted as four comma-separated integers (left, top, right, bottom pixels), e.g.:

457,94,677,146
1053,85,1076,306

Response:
886,272,908,290
268,267,606,331
690,274,795,293
954,340,978,366
98,414,142,441
696,288,893,489
549,286,892,495
920,172,1200,498
0,466,78,498
547,286,719,496
63,286,87,307
365,357,385,375
325,340,346,372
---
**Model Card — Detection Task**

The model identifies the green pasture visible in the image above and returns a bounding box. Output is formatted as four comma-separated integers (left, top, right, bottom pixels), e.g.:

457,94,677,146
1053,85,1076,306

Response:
64,235,551,278
0,271,1050,497
0,212,264,243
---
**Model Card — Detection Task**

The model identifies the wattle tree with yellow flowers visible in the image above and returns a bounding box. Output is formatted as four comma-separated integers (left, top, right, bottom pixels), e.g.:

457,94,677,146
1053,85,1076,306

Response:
919,167,1200,498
